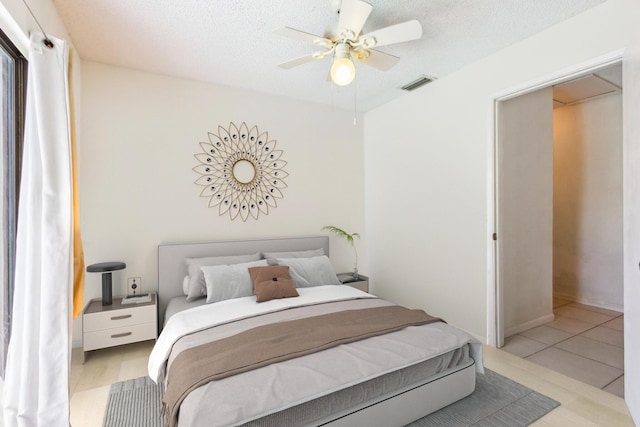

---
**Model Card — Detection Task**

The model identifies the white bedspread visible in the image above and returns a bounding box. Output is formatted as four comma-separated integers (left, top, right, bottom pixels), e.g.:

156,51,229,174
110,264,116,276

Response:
148,285,376,382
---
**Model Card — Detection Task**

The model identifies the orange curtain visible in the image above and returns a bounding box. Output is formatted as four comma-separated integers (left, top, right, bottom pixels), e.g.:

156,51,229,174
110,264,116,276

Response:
69,52,85,318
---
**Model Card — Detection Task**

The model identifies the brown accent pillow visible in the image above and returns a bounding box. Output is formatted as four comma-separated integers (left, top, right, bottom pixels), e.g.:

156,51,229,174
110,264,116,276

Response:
248,265,299,303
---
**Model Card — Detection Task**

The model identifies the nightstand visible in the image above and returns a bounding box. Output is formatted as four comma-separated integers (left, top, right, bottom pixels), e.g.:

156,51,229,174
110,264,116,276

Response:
338,273,369,293
82,293,158,363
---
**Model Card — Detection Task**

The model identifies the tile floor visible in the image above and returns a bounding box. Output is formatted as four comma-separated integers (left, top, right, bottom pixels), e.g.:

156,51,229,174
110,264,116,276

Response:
501,298,624,398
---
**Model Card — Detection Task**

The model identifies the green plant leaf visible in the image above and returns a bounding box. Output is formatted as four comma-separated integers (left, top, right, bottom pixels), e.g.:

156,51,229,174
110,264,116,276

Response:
321,225,360,246
322,225,360,275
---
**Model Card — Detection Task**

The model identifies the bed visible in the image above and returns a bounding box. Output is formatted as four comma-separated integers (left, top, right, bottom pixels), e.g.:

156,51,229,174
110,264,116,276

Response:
149,236,483,427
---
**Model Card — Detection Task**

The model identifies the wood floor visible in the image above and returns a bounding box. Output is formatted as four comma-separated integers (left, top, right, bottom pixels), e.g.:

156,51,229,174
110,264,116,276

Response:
70,341,635,426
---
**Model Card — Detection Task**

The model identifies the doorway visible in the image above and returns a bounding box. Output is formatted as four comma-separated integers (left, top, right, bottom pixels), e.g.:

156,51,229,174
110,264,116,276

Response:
493,61,624,396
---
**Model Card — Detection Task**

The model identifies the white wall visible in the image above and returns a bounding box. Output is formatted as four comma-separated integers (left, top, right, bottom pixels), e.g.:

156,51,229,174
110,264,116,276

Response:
553,93,623,310
76,61,365,343
499,88,554,337
364,0,640,340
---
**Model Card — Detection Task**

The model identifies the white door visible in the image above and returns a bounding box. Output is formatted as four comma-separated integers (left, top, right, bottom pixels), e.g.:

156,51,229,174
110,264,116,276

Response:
623,32,640,424
496,87,554,346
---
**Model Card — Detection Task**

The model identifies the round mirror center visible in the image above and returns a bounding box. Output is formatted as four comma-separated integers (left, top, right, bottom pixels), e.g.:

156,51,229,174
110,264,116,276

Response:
232,160,256,184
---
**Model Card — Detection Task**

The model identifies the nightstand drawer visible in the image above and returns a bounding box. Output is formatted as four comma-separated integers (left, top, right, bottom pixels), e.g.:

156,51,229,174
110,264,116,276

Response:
83,304,156,332
83,322,156,351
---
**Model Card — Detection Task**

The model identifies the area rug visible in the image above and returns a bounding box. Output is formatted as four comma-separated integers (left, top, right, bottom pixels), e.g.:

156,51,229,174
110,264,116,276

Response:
103,369,559,427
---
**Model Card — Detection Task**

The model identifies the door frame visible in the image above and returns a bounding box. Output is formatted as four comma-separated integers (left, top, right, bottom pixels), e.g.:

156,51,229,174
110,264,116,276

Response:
486,50,625,347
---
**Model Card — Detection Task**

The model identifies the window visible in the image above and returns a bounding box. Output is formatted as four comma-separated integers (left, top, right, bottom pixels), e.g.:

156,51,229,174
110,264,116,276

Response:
0,27,27,378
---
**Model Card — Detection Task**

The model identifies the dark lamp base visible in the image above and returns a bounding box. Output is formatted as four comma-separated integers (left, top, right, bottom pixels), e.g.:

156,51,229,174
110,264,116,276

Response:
102,273,113,306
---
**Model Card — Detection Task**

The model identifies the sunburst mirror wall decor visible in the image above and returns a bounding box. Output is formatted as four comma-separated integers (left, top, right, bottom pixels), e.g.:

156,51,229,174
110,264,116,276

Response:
193,122,288,221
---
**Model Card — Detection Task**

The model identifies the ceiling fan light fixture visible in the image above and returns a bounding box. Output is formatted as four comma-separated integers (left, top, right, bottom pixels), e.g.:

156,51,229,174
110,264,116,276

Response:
275,0,424,86
330,57,355,86
330,43,355,86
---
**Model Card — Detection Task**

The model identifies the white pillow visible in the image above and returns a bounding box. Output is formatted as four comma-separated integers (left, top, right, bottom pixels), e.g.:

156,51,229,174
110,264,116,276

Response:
202,259,268,303
262,248,325,265
275,256,341,288
182,275,189,296
184,253,261,301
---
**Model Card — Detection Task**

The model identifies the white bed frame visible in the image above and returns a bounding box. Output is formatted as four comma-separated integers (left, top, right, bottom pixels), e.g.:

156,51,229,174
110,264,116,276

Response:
157,236,475,426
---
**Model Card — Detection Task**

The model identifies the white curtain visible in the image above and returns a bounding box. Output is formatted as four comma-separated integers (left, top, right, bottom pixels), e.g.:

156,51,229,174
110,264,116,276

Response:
2,33,73,426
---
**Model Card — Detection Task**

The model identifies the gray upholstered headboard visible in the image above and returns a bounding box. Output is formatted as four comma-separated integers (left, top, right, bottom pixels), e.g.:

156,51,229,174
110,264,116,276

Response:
157,236,329,326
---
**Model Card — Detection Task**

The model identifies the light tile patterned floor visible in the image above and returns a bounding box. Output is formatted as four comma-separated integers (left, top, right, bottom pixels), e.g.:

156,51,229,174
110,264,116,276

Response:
502,298,624,398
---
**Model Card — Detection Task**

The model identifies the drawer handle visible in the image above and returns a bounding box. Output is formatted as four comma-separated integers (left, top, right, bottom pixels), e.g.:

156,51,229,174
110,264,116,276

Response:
111,314,132,320
111,332,132,339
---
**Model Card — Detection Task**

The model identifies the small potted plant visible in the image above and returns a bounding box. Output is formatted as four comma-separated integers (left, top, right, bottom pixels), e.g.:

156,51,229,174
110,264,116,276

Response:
322,225,360,281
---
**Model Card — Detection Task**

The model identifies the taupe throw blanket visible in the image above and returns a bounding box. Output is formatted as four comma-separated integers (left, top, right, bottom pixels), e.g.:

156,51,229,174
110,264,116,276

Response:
163,305,441,427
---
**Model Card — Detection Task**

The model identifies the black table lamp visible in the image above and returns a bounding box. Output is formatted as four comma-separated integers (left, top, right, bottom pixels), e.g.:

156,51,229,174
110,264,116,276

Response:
86,262,126,305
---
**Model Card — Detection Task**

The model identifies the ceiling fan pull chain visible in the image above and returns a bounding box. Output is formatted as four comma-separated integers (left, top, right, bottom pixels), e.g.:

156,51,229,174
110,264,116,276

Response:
353,78,358,125
331,78,335,112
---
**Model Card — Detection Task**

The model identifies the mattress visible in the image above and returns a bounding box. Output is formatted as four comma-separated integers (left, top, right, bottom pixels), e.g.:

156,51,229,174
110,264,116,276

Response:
183,343,474,427
150,286,483,427
164,295,205,326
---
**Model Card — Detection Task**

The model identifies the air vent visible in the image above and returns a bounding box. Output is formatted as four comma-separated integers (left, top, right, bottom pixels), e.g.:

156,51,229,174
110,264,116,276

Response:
401,76,435,91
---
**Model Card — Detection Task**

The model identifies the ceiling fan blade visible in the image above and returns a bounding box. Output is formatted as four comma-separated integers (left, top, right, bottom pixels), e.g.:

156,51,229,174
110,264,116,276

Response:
360,19,422,48
337,0,373,38
273,27,332,47
354,49,400,71
277,54,320,69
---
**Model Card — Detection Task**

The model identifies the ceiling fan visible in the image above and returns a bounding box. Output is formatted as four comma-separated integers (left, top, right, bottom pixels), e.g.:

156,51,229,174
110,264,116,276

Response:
274,0,422,86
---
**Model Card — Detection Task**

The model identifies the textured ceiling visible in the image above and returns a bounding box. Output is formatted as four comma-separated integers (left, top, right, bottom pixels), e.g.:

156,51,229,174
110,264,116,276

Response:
52,0,607,112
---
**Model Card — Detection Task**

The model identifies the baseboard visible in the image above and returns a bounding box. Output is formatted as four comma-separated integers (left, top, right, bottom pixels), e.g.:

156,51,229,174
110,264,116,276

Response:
504,314,555,338
553,291,623,313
